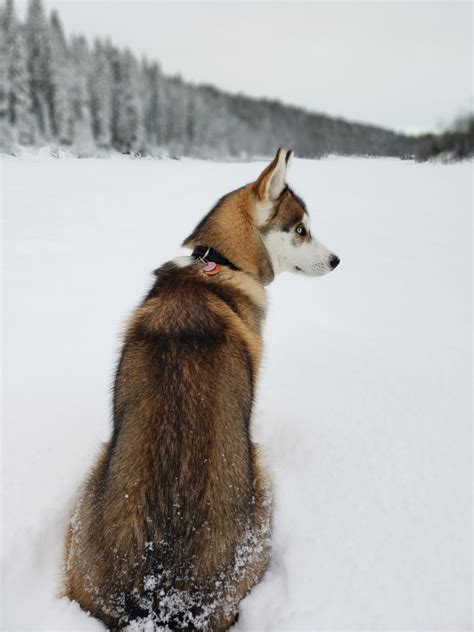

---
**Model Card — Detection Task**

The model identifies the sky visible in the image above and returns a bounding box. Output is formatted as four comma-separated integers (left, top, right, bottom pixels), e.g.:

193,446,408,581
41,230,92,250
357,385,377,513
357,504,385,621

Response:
15,0,473,133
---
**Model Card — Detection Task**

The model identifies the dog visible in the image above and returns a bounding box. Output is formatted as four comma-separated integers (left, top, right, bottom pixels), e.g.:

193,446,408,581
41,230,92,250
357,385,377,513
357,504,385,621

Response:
63,148,340,631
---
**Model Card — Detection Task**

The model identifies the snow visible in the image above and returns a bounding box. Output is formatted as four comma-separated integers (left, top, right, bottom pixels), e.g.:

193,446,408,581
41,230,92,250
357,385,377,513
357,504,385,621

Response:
2,154,471,631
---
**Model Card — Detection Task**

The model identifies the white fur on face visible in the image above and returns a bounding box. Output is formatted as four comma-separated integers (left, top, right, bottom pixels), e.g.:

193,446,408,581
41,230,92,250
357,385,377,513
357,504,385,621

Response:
263,216,337,277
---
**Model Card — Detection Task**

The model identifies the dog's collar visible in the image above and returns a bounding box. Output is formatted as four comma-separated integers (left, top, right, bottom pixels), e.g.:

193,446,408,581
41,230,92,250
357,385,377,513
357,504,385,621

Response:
191,245,240,271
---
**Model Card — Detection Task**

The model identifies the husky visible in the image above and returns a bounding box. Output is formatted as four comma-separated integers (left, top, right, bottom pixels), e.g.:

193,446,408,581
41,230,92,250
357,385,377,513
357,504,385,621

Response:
63,148,340,631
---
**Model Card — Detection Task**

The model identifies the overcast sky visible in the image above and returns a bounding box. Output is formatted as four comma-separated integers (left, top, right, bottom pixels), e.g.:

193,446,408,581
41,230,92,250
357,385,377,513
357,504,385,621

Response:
16,0,473,133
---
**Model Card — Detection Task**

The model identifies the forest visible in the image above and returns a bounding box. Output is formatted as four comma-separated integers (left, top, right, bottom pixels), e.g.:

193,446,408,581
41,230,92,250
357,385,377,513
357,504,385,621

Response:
0,0,472,160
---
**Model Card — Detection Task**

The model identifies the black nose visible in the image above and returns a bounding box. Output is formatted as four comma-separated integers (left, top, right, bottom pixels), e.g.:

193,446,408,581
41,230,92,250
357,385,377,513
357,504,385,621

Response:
329,255,340,269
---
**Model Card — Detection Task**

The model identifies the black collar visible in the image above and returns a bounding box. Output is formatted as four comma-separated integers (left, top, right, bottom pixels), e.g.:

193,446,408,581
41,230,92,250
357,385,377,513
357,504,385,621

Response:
191,245,240,271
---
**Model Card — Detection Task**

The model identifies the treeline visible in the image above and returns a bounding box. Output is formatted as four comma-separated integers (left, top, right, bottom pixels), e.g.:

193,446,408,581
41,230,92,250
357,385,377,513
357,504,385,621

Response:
415,115,474,162
0,0,472,160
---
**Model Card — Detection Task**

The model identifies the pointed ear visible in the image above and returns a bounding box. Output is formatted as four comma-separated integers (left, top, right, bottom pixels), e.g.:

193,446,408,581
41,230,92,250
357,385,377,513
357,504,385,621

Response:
255,148,289,201
285,149,294,170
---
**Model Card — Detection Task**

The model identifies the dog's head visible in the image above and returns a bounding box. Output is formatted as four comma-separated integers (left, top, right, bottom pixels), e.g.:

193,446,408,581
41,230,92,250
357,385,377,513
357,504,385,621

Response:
254,148,340,278
183,148,339,284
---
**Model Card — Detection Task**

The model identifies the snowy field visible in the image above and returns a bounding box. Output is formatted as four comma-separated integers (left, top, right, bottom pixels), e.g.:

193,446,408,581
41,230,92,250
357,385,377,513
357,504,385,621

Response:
1,154,472,631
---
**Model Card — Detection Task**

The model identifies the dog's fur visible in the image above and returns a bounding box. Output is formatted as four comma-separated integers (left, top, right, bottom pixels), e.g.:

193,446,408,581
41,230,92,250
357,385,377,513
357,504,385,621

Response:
63,149,339,631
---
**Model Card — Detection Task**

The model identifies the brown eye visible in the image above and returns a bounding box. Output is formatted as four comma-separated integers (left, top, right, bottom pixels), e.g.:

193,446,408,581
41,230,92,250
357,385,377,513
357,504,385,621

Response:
295,224,307,236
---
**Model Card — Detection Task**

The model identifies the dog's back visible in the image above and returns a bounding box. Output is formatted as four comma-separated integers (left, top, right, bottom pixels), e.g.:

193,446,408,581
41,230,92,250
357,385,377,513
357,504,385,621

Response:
64,261,271,630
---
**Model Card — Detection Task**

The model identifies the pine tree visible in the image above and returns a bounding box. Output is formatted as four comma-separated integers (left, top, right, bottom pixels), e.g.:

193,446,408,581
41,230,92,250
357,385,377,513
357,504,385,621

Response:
165,76,187,154
142,59,162,149
205,88,230,156
25,0,53,140
0,2,14,150
50,10,73,144
89,40,112,148
69,35,94,153
158,76,172,148
111,48,144,153
9,22,35,144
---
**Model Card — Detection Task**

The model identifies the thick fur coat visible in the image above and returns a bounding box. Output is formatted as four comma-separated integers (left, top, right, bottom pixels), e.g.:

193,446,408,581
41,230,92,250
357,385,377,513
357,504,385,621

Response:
63,149,339,631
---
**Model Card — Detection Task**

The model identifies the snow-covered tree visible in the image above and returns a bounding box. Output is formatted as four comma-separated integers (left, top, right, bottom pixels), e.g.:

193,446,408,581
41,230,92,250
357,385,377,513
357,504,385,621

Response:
0,2,14,150
141,59,163,149
89,40,112,148
9,23,35,145
49,10,73,144
69,35,94,153
25,0,53,140
165,76,187,154
111,48,144,153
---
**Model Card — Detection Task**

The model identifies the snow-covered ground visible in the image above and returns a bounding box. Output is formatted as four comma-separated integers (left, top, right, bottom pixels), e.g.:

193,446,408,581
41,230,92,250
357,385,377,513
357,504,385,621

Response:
1,154,471,631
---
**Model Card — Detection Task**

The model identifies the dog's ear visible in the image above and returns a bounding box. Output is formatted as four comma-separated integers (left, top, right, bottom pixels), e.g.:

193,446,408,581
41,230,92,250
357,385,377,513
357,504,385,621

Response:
255,148,291,201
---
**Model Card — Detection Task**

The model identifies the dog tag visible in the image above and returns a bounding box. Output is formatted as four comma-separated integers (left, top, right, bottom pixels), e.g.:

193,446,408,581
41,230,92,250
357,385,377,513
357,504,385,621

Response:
203,261,221,276
203,261,216,272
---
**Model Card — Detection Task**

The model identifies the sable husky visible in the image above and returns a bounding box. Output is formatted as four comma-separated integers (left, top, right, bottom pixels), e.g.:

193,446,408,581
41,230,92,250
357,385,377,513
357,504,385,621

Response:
63,148,340,631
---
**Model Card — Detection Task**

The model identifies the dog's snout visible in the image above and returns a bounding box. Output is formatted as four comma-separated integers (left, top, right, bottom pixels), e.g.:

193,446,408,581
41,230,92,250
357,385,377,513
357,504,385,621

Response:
329,255,340,269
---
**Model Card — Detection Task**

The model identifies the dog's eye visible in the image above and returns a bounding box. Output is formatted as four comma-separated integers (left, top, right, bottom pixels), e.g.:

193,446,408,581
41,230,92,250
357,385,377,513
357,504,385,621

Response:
295,224,307,236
